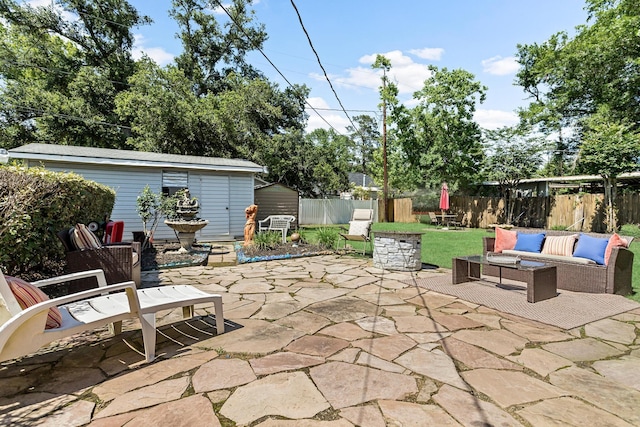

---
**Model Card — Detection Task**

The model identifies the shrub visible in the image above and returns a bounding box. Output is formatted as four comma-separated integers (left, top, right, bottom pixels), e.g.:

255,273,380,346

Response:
418,215,432,225
0,166,115,280
620,224,640,239
252,231,282,250
315,227,339,249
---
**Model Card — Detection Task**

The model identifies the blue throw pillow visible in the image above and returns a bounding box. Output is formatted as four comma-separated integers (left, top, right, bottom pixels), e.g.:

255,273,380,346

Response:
573,233,609,265
513,233,545,253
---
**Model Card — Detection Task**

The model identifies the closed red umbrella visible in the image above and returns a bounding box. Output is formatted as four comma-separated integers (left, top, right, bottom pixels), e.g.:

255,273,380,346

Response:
439,182,449,225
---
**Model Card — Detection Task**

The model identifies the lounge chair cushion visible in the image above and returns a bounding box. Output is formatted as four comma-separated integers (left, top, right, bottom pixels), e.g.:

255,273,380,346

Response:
71,223,103,250
494,228,517,253
6,276,62,329
605,233,629,266
514,232,545,253
542,234,578,257
573,233,609,265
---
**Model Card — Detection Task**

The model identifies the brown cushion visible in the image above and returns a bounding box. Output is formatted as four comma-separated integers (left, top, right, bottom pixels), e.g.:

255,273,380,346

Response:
71,223,103,250
6,276,62,329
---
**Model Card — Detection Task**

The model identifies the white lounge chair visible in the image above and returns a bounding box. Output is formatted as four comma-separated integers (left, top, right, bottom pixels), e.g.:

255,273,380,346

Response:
0,269,224,363
339,209,374,256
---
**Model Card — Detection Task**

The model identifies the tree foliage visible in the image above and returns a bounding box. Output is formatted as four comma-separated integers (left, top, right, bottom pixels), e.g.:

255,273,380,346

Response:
170,0,266,96
483,126,545,223
346,114,379,177
0,0,149,149
515,0,640,173
395,66,486,191
576,106,640,231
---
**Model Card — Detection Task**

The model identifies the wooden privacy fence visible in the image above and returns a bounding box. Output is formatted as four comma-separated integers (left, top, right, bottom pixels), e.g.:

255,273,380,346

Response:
379,198,415,223
451,193,640,232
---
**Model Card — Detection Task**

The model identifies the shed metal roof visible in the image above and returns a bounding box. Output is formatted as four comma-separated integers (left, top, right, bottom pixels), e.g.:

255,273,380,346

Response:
8,143,266,173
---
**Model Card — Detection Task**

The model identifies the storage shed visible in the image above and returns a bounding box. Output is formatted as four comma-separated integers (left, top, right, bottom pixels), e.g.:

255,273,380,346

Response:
254,183,299,229
9,143,266,242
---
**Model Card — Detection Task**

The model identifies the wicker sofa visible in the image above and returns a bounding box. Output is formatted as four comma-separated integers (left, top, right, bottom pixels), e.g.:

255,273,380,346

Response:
483,229,634,295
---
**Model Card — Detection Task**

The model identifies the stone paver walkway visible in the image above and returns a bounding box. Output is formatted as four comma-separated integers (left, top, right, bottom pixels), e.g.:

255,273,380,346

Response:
1,248,640,426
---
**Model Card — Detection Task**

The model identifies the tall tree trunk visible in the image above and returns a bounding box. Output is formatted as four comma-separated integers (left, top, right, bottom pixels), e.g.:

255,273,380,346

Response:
603,176,617,232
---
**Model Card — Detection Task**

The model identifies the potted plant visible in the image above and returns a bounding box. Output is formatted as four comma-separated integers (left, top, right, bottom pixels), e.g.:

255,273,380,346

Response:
135,186,179,250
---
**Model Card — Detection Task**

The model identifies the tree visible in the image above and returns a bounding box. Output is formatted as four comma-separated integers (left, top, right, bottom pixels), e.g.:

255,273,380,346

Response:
0,0,150,149
372,54,399,221
170,0,266,97
399,65,486,190
576,106,640,231
483,126,544,224
346,114,379,177
303,128,353,198
515,0,640,163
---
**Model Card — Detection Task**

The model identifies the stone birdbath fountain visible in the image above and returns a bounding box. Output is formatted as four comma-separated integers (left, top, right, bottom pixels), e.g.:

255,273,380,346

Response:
164,191,209,253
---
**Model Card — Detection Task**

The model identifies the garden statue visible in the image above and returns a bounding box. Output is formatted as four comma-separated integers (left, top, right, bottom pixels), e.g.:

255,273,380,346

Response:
164,189,208,253
176,189,199,220
244,204,258,246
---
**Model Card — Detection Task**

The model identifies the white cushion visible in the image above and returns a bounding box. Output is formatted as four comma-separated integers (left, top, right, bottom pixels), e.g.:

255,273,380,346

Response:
352,209,372,221
502,249,596,265
542,234,577,256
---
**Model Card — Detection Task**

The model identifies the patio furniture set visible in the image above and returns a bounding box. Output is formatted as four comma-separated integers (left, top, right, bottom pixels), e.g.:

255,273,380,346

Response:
454,228,634,303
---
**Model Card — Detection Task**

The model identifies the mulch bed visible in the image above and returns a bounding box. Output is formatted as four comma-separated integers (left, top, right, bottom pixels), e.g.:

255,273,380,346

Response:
141,243,211,271
142,242,333,270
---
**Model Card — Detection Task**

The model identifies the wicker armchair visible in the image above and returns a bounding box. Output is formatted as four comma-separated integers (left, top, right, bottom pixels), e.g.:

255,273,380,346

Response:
57,229,141,292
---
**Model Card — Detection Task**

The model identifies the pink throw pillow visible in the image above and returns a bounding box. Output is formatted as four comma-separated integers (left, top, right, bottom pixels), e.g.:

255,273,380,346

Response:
494,227,517,253
604,233,629,266
6,276,62,329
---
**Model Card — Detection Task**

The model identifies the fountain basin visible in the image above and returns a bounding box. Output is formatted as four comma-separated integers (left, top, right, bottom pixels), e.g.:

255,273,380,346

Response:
164,219,209,253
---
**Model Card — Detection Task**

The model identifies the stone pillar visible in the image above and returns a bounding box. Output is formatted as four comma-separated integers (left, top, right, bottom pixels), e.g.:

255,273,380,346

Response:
373,231,423,271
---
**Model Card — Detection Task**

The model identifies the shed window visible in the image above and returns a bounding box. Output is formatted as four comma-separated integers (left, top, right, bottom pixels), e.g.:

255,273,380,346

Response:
162,171,188,196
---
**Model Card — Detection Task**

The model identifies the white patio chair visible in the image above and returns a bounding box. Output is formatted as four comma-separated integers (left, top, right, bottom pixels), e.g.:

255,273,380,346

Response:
258,215,296,243
0,269,224,363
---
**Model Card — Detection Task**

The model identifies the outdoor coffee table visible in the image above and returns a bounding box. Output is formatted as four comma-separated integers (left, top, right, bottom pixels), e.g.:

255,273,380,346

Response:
452,255,557,303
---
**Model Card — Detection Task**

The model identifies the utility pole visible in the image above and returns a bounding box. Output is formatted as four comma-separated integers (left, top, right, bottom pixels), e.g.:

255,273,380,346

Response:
381,68,388,223
372,54,392,223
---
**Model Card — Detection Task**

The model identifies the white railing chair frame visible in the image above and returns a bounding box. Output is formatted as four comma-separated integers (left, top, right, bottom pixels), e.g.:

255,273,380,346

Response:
258,215,296,243
0,269,224,363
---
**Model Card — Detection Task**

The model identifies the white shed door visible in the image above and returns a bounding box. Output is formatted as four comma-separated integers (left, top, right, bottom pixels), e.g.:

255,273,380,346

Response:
200,175,230,237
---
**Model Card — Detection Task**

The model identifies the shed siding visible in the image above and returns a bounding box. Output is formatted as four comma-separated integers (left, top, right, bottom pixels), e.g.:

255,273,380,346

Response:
32,160,253,242
230,175,255,238
198,174,230,238
254,184,299,229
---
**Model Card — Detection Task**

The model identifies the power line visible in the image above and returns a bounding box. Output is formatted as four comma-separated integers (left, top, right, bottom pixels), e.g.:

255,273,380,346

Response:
312,107,378,114
1,101,132,130
212,0,342,135
1,60,132,88
289,0,361,135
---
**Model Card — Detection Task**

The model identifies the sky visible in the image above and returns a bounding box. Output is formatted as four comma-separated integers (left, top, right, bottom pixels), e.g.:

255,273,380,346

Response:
35,0,590,134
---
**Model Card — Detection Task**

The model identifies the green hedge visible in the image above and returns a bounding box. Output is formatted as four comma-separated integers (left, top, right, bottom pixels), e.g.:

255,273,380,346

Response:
0,165,115,280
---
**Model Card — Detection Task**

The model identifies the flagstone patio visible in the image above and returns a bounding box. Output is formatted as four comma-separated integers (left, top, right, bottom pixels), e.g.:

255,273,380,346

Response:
1,248,639,426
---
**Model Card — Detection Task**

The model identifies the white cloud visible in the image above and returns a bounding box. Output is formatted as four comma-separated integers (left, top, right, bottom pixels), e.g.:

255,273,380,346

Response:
334,50,433,95
132,34,175,66
474,109,519,130
408,47,444,61
305,97,351,133
28,0,76,22
481,56,519,76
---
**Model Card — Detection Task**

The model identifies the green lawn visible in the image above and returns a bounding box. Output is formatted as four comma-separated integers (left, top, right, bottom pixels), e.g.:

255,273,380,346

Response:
301,222,640,302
